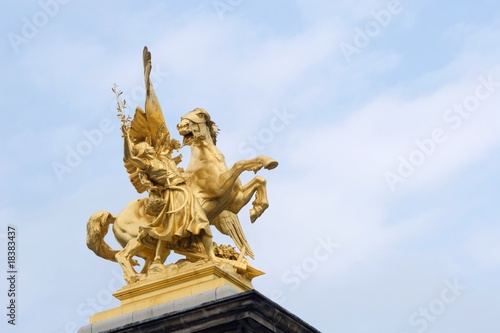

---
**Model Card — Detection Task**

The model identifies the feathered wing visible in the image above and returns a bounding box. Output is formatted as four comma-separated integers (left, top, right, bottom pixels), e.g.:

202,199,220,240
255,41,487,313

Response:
213,210,255,259
123,107,149,193
123,47,171,193
143,46,169,151
129,106,149,143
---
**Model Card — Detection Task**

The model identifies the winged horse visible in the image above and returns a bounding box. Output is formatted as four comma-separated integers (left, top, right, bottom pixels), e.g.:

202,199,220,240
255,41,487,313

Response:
86,47,278,283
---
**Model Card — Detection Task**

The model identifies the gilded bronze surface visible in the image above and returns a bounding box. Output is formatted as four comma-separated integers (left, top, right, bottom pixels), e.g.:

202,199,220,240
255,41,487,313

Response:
86,47,277,284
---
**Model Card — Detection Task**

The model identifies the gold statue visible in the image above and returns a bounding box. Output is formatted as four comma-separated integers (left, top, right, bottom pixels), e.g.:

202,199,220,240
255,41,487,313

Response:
86,47,278,284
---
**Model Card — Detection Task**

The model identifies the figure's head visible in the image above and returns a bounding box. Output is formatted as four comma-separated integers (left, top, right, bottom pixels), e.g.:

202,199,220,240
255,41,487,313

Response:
177,108,219,146
134,141,156,158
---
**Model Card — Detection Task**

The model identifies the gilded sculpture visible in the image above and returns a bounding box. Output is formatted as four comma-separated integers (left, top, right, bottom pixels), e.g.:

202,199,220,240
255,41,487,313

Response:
86,47,278,285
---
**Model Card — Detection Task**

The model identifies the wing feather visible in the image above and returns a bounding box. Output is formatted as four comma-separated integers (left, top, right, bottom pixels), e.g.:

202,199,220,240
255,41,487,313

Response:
143,46,169,150
124,164,147,194
129,107,149,143
213,210,255,259
122,47,172,194
124,106,149,193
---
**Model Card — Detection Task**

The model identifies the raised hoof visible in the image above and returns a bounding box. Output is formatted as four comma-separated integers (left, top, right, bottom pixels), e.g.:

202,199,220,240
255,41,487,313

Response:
250,208,257,223
260,156,278,170
250,203,269,223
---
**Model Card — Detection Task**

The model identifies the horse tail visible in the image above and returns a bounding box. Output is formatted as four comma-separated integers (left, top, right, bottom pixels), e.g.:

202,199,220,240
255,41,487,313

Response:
86,211,118,262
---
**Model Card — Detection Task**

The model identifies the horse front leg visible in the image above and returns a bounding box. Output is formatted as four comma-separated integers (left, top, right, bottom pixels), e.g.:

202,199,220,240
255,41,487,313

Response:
228,176,269,223
219,156,277,194
140,248,170,274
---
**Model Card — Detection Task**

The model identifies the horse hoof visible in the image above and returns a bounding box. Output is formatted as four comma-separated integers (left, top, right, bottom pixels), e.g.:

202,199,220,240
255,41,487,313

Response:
261,156,278,170
126,275,141,284
250,202,269,223
250,208,257,223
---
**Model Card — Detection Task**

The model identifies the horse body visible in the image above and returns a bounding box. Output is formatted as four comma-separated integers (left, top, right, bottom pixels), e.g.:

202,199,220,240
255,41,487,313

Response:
177,109,277,224
112,199,151,250
87,199,168,279
184,139,238,221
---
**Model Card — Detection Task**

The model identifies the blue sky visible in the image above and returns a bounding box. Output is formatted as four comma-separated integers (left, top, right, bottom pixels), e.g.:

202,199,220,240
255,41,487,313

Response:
1,1,500,332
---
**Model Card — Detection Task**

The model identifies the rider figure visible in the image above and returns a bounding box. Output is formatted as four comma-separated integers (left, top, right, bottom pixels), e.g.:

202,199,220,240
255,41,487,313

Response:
122,128,217,263
131,140,183,216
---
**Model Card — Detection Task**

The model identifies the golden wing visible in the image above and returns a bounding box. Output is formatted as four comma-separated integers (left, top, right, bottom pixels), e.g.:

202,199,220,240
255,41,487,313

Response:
129,106,149,143
143,46,170,152
123,107,149,194
122,47,172,194
213,210,255,259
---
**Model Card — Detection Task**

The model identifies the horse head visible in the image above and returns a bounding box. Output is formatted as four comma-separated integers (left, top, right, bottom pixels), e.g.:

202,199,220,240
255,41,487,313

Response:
177,108,219,146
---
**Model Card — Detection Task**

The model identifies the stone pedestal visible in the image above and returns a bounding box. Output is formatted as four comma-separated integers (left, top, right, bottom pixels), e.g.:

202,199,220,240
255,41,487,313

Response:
90,261,260,323
79,260,319,332
79,288,320,333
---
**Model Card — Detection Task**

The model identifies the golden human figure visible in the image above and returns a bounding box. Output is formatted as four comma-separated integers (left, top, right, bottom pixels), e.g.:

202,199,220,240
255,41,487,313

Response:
121,126,217,262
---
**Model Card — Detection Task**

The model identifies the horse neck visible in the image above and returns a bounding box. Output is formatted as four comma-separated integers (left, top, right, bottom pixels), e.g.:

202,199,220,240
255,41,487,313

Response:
188,138,226,167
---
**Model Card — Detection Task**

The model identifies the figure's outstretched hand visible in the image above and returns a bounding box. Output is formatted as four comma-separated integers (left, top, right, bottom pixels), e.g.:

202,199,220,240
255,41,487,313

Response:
121,124,129,138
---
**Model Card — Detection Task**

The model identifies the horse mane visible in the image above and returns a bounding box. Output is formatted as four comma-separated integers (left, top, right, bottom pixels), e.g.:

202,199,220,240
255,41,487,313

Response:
207,119,220,145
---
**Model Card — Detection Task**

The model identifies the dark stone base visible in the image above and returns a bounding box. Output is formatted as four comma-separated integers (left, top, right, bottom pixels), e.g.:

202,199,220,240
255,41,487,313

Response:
101,290,319,333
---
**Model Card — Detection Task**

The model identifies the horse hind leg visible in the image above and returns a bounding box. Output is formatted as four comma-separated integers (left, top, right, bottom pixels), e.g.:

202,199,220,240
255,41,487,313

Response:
115,237,145,284
140,247,171,274
250,176,269,222
228,176,269,223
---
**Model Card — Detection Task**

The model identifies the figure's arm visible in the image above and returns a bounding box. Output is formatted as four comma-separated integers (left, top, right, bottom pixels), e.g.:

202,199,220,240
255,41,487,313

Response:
123,128,148,170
